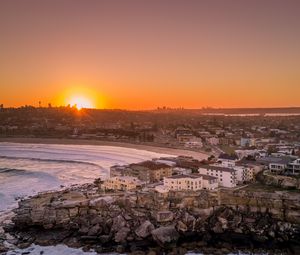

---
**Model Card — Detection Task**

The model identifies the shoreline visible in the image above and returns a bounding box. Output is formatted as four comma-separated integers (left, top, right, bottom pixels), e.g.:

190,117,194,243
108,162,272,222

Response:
0,137,209,160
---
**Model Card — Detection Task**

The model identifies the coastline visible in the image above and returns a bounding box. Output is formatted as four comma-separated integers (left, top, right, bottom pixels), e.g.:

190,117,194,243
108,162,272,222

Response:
0,137,209,160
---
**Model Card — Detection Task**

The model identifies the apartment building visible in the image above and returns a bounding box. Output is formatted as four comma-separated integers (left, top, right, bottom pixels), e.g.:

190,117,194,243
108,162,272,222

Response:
233,165,254,183
110,161,173,183
128,161,173,183
103,176,142,191
163,174,218,191
198,165,237,188
218,153,239,168
164,174,203,191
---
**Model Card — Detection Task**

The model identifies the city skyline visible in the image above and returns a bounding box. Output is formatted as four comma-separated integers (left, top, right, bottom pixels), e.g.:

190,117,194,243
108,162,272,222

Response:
1,0,300,109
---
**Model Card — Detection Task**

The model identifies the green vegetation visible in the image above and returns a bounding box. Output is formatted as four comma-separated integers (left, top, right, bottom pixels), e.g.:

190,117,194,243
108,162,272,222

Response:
242,182,300,193
219,145,237,155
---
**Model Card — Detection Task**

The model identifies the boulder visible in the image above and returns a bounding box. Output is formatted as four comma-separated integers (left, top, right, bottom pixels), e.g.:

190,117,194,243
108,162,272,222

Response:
115,227,131,243
88,224,102,236
135,220,155,238
151,226,179,246
176,221,188,232
111,215,127,233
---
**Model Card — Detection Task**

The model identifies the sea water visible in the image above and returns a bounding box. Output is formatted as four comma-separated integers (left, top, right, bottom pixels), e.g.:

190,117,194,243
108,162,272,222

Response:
0,142,171,212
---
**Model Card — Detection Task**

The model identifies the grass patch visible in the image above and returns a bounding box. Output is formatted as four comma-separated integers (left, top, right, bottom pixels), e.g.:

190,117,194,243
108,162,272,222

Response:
241,182,300,193
219,145,237,155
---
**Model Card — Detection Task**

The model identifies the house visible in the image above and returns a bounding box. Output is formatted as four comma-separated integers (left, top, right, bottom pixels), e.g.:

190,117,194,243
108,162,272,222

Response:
103,176,142,191
286,158,300,175
236,159,264,175
198,165,237,188
235,149,258,160
218,153,239,168
257,156,295,174
240,138,256,147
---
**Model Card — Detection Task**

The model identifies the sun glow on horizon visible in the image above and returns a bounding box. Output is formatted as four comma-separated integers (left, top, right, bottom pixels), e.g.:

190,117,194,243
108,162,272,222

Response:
68,95,94,110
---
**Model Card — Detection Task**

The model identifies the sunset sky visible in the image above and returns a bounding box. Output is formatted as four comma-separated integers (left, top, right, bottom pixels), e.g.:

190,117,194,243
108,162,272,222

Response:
0,0,299,109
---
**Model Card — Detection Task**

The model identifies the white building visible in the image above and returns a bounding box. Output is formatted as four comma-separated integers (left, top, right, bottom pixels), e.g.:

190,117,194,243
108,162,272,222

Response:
218,154,239,168
163,174,218,191
198,165,237,188
164,174,203,191
233,165,254,183
235,149,258,160
103,176,142,191
200,174,219,190
288,158,300,175
268,157,294,174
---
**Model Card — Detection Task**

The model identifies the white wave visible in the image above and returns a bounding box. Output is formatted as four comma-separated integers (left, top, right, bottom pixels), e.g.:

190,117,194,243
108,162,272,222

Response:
6,244,102,255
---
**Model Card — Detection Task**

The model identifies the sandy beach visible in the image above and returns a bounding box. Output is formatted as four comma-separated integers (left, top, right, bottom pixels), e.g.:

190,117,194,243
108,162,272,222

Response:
0,137,209,160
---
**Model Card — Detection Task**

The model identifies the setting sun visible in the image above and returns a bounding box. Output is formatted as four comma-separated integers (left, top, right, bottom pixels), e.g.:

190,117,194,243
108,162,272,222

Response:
68,95,94,110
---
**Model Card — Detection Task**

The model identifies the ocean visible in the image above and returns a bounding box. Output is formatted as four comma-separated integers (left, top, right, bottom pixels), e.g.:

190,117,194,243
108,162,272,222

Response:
0,142,171,212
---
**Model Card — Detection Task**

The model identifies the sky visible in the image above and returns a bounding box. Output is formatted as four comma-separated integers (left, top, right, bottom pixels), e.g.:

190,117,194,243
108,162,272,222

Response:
0,0,300,110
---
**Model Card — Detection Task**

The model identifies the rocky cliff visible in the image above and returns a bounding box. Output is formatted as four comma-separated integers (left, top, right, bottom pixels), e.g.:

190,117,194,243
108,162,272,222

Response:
257,172,300,190
5,186,300,254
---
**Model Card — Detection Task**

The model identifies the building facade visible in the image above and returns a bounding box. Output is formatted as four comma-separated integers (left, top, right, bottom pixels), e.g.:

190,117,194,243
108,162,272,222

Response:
163,174,203,191
103,176,142,191
198,165,237,188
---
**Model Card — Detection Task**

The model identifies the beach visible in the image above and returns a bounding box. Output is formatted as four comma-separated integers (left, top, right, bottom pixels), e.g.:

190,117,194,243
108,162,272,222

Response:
0,137,209,160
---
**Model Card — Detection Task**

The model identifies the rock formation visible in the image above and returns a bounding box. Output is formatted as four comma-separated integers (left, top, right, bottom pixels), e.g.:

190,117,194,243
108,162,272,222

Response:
4,185,300,254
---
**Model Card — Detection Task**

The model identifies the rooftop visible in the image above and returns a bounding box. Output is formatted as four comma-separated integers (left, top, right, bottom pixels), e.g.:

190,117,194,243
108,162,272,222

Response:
218,153,239,161
198,164,236,173
257,156,296,165
165,174,203,180
131,160,171,170
166,173,218,180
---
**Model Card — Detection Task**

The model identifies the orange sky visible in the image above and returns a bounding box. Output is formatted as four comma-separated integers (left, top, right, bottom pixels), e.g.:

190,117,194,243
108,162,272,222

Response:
0,0,300,110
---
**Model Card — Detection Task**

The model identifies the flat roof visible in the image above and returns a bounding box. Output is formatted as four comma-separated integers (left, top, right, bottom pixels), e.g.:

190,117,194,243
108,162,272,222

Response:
166,174,202,180
196,174,218,180
166,173,218,180
198,164,236,173
130,160,171,170
257,156,295,165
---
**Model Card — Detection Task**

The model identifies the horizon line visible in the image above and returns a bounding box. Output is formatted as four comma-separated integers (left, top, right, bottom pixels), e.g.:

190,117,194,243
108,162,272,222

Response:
2,105,300,111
